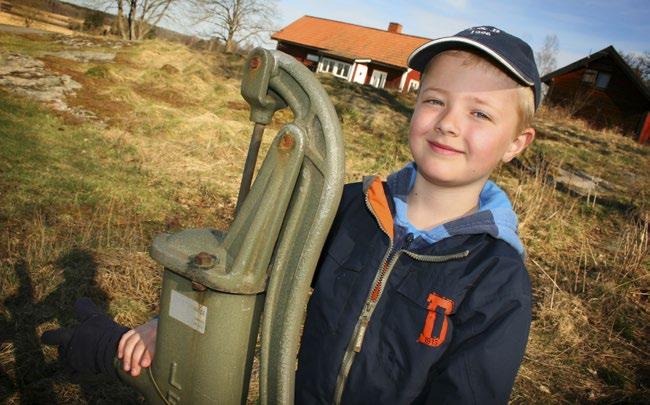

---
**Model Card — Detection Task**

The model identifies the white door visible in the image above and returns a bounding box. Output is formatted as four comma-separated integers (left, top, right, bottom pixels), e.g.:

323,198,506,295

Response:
370,69,387,89
354,64,368,84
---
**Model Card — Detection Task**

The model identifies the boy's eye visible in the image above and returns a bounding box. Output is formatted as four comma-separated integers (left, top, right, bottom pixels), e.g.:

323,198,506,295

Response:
424,98,443,106
472,111,491,121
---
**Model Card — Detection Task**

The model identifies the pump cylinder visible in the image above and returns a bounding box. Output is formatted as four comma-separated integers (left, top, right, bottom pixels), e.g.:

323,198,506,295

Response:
121,270,264,404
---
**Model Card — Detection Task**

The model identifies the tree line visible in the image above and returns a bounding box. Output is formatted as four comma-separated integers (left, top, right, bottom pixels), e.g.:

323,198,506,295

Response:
88,0,276,51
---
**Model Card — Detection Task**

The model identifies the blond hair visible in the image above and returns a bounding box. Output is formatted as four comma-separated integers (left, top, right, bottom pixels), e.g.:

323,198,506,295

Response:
421,49,535,133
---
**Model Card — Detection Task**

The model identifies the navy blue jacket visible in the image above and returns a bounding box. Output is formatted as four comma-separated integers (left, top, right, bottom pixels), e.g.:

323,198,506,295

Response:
296,170,532,404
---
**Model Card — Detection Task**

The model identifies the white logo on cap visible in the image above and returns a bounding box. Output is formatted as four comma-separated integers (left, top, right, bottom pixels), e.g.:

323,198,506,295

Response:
469,26,501,36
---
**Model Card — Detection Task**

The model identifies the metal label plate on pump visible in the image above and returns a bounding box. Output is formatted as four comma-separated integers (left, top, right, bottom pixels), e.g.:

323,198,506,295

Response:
169,290,207,334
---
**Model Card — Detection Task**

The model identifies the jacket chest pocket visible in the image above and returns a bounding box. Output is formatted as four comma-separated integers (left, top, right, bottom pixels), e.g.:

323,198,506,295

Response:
307,229,364,333
378,268,456,381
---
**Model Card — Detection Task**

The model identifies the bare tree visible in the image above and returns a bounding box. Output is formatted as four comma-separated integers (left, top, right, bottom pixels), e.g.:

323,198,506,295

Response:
116,0,126,37
135,0,176,39
92,0,176,40
536,34,559,76
193,0,278,53
622,51,650,89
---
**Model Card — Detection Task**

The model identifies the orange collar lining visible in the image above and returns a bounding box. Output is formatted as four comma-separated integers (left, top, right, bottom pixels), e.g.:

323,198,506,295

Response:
367,177,394,239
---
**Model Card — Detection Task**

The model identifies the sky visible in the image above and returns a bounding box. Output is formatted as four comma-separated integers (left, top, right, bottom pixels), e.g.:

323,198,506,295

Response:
65,0,649,68
275,0,649,67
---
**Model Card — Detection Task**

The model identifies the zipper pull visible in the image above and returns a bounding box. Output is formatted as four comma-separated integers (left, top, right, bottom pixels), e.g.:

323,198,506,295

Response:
353,318,369,352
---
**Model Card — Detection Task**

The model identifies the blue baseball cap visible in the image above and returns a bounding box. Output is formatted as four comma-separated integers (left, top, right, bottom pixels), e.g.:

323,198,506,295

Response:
408,26,541,109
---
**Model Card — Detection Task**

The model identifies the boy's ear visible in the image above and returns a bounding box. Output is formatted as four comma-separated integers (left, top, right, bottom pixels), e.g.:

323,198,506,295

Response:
502,127,535,163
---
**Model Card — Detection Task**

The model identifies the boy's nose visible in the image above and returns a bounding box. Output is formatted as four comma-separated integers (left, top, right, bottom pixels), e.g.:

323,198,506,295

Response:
434,108,460,137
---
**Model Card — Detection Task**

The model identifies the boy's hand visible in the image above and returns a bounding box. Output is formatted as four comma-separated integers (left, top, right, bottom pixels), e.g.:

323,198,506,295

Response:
41,297,129,379
117,318,158,377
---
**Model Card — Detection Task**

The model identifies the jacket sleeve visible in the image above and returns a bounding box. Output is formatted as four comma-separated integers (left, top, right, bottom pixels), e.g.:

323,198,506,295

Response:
419,255,532,405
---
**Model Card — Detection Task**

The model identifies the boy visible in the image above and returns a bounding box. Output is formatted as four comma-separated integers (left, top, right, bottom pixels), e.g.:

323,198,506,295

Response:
294,26,538,404
43,26,539,404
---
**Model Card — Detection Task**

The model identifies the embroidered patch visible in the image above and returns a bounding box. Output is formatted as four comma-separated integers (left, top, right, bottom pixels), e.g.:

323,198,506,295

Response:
418,293,454,347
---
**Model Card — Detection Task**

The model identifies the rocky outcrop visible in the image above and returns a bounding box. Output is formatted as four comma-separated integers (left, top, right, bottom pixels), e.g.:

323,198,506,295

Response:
53,36,128,49
0,29,128,121
0,52,97,120
42,50,116,62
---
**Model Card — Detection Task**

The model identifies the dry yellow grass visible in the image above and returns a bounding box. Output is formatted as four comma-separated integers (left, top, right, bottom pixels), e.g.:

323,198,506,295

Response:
0,29,648,404
0,11,76,35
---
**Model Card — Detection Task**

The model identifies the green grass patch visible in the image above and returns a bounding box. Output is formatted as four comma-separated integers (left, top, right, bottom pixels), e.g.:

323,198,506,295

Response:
0,91,174,221
0,32,64,54
85,64,111,78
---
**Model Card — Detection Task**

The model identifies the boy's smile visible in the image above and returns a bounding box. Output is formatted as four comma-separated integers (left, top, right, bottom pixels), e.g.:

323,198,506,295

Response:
408,51,533,190
427,140,464,155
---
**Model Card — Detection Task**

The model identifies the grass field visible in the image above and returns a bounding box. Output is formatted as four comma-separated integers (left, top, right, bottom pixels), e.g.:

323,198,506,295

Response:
0,30,648,404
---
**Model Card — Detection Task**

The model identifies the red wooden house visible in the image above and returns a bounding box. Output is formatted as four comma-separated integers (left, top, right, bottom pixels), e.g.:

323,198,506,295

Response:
271,16,430,93
541,46,650,143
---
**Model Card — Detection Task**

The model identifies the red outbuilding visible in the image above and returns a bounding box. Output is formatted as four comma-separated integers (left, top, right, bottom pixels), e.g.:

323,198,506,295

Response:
541,46,650,144
271,16,430,93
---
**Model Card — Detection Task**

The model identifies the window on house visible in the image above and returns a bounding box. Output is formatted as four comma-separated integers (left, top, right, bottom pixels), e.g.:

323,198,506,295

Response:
408,80,420,92
595,72,611,89
340,64,350,78
370,69,388,89
319,59,331,73
319,59,328,73
582,69,597,84
306,53,319,62
319,57,352,80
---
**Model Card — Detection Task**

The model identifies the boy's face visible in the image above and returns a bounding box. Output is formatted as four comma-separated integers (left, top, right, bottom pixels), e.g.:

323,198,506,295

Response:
408,51,534,189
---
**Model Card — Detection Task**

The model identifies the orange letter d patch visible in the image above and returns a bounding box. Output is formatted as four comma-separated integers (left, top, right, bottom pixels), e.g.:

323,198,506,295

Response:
417,293,454,347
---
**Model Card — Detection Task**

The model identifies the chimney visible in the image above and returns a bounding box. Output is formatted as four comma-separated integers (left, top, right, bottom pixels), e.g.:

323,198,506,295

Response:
387,22,402,34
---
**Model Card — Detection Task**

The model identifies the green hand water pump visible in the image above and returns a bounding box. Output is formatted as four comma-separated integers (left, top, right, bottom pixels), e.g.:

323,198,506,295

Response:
115,48,345,404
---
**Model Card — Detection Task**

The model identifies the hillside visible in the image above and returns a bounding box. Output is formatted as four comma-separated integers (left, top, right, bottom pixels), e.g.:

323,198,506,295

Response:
0,0,195,41
0,29,648,404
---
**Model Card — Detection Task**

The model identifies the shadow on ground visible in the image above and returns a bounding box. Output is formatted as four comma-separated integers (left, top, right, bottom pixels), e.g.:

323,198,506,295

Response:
0,249,141,404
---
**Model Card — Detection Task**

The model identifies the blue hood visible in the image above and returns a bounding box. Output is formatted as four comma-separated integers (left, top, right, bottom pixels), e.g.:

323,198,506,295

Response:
387,162,525,256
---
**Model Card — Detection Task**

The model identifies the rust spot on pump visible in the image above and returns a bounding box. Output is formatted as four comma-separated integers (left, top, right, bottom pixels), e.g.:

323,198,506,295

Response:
191,281,207,292
194,252,216,269
279,134,294,151
249,57,261,70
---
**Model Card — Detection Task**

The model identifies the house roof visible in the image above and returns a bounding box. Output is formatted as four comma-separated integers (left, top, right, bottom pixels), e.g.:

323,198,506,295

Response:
541,46,650,102
271,16,431,69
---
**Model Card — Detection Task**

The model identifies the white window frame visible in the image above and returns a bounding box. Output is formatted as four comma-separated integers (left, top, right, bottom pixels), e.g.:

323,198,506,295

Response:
370,69,388,89
398,68,411,91
318,57,352,80
408,79,420,92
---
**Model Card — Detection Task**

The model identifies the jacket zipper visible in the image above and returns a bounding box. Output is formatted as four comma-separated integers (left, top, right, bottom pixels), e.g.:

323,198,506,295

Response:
333,245,398,405
333,194,410,404
333,188,470,404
